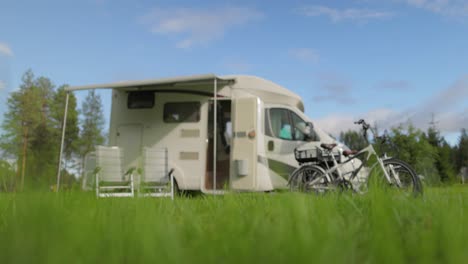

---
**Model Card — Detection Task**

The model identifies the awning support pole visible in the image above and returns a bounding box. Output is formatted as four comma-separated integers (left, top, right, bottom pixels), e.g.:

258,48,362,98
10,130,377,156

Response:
56,92,69,192
213,78,217,193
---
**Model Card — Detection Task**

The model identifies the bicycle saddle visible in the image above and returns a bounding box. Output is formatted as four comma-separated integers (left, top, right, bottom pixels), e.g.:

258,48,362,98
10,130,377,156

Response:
343,150,359,157
320,143,337,151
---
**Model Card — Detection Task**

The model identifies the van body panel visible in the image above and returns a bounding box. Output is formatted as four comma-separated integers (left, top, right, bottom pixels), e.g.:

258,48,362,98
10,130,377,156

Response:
116,124,143,170
109,90,211,190
72,75,352,193
230,97,258,190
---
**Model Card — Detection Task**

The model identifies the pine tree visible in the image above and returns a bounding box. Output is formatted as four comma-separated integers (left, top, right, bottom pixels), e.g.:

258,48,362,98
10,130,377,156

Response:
0,70,43,190
390,124,438,184
51,85,80,159
425,126,456,183
28,76,57,185
0,159,16,192
0,70,80,190
439,140,456,182
339,130,368,151
456,128,468,172
50,85,80,183
79,90,106,171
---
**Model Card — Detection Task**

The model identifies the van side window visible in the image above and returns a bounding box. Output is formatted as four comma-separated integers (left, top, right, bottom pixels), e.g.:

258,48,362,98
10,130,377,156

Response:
128,91,155,109
291,113,307,141
269,108,293,140
264,109,274,137
164,102,200,123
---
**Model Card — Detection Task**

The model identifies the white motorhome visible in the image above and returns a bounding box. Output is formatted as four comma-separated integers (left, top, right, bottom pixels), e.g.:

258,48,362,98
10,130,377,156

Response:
61,74,339,193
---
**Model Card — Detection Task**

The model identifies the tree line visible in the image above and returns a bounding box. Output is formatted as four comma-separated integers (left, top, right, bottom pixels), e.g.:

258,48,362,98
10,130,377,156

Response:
339,124,468,184
0,70,106,191
1,70,467,191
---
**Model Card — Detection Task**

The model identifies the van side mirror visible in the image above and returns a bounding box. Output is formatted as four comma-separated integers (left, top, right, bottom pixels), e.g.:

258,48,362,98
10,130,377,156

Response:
306,122,319,141
305,122,314,136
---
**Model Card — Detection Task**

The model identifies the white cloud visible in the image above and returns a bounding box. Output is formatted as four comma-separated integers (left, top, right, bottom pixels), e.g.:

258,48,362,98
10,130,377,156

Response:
374,80,410,90
417,74,468,113
0,80,5,90
314,75,468,137
399,75,468,131
403,0,468,17
0,42,13,57
224,61,252,73
140,7,264,49
436,110,468,132
288,48,320,63
315,108,397,136
93,0,107,5
312,73,356,104
297,5,394,22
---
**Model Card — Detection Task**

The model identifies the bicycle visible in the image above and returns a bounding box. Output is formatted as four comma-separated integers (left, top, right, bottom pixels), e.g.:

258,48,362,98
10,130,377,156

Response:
288,119,423,195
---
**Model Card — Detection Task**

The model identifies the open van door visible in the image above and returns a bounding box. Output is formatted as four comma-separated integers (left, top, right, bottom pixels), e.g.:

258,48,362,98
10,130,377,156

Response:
230,97,258,190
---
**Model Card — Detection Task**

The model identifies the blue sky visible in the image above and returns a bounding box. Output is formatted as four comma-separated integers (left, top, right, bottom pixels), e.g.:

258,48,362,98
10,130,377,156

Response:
0,0,467,144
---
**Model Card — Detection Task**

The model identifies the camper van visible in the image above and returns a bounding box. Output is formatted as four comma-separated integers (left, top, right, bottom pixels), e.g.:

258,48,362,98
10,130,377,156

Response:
66,74,340,193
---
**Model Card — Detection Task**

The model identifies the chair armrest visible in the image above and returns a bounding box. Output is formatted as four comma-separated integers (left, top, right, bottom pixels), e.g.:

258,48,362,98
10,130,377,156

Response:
125,167,136,176
136,167,143,176
93,167,101,174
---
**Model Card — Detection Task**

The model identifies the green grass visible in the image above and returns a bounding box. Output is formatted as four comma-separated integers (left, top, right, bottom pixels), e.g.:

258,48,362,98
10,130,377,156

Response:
1,187,468,263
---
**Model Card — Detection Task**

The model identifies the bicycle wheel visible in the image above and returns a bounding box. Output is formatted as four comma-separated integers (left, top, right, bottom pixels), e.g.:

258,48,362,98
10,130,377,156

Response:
382,158,423,195
289,165,328,193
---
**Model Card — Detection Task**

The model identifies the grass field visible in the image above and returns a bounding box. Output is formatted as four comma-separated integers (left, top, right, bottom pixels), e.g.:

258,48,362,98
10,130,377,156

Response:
1,187,468,263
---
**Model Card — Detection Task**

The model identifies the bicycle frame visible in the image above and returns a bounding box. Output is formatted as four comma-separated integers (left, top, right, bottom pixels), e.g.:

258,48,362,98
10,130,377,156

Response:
309,144,402,190
296,119,408,192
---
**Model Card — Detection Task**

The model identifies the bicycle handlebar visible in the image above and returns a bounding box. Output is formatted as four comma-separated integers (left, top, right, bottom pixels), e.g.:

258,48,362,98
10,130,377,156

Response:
354,119,370,130
354,119,373,143
354,119,389,145
375,135,387,144
354,119,365,125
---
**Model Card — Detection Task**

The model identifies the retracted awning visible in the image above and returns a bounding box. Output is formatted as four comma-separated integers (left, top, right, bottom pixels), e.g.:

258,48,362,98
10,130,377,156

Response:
57,74,231,193
65,74,235,91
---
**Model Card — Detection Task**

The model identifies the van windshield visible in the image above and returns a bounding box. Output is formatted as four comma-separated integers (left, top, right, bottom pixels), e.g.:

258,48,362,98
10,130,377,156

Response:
267,108,318,142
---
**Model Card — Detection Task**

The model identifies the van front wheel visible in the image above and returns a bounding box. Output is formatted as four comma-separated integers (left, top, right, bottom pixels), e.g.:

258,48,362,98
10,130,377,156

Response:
382,158,423,196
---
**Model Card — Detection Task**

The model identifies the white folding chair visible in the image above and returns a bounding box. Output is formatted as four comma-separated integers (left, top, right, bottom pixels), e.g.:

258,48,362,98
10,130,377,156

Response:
81,151,96,191
95,146,135,198
139,147,174,199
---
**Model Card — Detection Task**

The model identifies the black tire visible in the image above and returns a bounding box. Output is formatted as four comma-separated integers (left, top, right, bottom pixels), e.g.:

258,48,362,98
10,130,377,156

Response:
382,158,423,195
289,165,328,193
